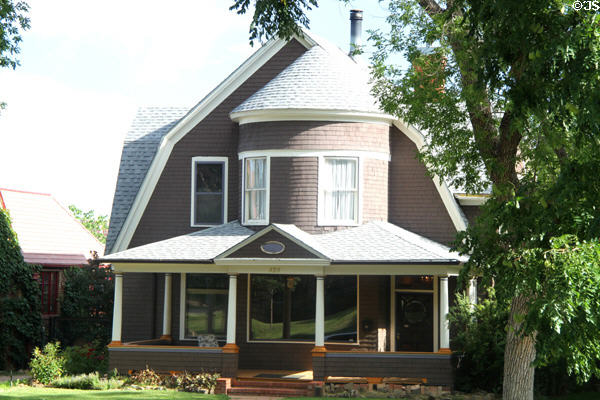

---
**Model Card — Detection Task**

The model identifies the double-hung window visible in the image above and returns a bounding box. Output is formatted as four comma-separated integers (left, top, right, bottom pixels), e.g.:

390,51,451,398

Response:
191,157,228,227
320,157,359,225
243,157,269,225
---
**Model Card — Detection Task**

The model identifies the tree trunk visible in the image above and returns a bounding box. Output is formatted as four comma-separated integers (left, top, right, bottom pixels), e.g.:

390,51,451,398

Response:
503,294,537,400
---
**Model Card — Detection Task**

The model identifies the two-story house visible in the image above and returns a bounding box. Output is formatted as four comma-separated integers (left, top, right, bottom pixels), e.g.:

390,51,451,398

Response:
102,11,484,390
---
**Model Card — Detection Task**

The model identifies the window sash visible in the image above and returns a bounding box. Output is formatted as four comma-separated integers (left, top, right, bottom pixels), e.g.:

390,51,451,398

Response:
321,158,358,224
192,161,226,226
244,157,268,224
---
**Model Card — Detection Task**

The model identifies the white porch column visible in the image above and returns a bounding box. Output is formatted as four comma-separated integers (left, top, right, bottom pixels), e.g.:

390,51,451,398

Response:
439,275,450,352
161,273,172,340
315,275,325,348
225,274,238,347
468,278,478,310
111,273,123,345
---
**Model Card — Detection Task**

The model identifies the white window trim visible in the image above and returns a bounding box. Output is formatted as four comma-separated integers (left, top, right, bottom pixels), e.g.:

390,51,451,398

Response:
318,156,362,226
190,156,229,228
242,156,270,226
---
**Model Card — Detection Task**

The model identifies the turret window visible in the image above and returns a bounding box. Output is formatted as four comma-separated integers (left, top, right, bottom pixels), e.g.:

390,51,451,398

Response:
319,157,359,225
191,157,228,227
243,156,270,225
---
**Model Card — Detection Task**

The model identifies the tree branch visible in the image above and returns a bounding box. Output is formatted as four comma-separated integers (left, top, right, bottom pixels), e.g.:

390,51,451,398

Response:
417,0,445,17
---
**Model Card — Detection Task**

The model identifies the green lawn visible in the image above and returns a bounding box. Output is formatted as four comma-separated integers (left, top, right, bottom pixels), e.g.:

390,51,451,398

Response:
0,386,227,400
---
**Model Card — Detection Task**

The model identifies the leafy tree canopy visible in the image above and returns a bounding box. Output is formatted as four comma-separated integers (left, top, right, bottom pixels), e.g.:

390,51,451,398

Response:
0,0,29,110
68,205,109,244
230,1,600,398
0,0,29,69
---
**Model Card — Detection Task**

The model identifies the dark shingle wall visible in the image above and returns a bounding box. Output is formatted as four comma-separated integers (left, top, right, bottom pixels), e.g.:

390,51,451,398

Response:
388,126,457,245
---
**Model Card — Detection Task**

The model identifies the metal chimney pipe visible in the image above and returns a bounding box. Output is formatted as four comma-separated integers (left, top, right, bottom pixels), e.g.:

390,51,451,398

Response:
349,9,363,56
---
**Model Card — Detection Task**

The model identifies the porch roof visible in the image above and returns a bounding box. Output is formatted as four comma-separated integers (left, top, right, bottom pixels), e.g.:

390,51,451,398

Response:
101,221,466,265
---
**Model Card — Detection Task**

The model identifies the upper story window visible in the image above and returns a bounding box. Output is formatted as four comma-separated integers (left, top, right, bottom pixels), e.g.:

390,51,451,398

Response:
243,156,269,225
319,157,359,225
191,157,228,227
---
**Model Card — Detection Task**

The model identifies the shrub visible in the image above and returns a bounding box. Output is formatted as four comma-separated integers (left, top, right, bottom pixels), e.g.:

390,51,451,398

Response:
129,366,163,386
52,372,123,390
29,342,65,385
448,289,508,393
63,342,108,375
175,371,220,393
56,263,113,346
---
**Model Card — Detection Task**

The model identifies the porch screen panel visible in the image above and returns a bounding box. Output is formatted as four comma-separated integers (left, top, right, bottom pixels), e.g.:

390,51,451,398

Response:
323,158,357,223
184,274,228,340
249,275,358,342
324,276,357,342
250,275,315,340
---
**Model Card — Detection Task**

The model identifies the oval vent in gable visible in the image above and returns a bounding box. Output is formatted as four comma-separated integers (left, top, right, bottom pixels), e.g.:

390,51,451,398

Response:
260,241,285,255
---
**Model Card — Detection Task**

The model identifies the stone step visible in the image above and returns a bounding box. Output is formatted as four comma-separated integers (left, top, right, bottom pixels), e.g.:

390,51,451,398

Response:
232,378,312,389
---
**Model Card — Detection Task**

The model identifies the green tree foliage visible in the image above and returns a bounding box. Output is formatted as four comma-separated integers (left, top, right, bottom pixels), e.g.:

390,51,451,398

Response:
68,205,109,244
58,262,113,346
230,0,317,45
0,208,42,369
230,1,600,398
0,0,30,110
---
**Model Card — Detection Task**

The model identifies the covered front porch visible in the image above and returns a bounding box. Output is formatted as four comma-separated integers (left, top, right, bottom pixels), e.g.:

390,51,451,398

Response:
103,222,474,387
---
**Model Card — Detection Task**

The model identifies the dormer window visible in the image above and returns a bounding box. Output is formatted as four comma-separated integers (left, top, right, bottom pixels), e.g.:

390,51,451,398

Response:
243,156,269,225
191,157,228,227
319,157,359,225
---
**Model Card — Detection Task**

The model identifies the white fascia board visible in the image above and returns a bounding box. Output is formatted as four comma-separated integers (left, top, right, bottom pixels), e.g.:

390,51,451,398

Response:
112,263,227,274
215,258,330,267
230,109,394,125
392,120,468,232
455,194,489,206
111,35,316,253
327,263,462,276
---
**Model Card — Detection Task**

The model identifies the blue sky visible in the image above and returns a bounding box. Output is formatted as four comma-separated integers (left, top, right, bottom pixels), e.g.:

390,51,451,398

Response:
0,0,392,216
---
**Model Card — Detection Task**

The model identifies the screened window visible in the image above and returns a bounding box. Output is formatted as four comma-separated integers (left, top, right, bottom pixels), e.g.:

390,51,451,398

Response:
183,274,229,340
191,157,227,226
249,275,357,342
321,157,358,225
244,157,268,224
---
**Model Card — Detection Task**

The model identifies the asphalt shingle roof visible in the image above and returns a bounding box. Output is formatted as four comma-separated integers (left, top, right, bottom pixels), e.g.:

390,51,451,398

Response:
105,107,189,254
231,45,383,115
102,221,465,264
103,221,253,261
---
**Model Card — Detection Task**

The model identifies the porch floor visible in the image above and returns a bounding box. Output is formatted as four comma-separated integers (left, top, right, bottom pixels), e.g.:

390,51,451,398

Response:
236,369,313,381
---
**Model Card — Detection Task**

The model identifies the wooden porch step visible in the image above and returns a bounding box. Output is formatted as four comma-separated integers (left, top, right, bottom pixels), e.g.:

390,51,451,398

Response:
228,386,312,397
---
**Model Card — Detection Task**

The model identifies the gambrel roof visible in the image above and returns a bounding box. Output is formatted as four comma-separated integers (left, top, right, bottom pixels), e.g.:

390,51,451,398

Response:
105,31,471,255
106,107,189,252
